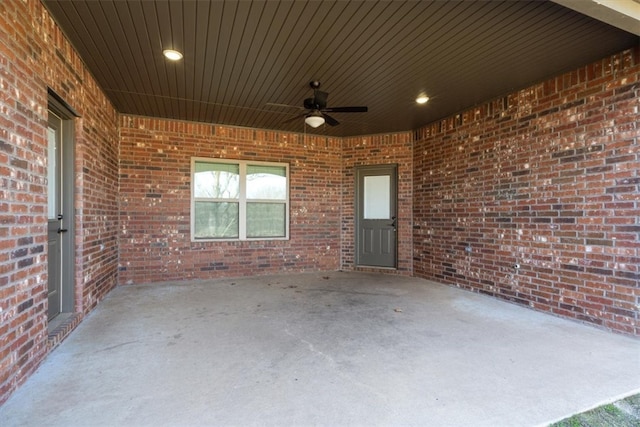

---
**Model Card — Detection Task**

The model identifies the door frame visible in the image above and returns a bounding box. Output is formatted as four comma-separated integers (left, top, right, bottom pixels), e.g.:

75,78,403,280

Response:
48,92,76,319
354,164,398,268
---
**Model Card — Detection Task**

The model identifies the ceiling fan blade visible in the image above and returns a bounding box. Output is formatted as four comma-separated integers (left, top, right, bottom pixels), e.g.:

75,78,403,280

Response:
323,106,368,113
281,113,307,124
322,112,339,126
265,102,303,110
314,90,328,109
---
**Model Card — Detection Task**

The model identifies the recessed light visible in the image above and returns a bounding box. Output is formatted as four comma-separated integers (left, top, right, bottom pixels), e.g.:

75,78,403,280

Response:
163,49,183,61
416,95,429,104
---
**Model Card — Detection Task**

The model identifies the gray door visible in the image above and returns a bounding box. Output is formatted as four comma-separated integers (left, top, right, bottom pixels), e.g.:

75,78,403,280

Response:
356,165,397,268
47,113,63,320
47,94,76,324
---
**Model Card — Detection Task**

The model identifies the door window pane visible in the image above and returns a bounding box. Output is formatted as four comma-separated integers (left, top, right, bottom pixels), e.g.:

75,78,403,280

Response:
194,201,239,238
247,203,285,237
247,165,286,200
47,127,57,219
194,162,239,198
364,175,390,219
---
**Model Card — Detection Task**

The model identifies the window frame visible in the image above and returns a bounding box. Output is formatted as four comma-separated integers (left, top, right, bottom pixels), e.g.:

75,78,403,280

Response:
191,157,290,242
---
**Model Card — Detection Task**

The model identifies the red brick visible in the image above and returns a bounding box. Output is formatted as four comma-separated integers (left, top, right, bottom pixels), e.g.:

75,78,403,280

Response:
413,46,639,337
0,0,118,405
3,0,640,409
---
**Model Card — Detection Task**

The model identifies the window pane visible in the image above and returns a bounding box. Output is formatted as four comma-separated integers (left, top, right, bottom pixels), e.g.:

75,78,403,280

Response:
194,201,239,238
194,162,239,199
47,127,56,219
364,175,390,219
247,165,286,200
247,203,285,238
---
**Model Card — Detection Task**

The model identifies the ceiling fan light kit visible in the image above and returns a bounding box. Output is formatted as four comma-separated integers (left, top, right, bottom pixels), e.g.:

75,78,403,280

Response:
305,112,325,128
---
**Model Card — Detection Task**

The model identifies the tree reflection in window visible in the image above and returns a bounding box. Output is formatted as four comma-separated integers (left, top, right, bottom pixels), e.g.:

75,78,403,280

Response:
247,165,286,237
194,163,239,238
192,160,289,240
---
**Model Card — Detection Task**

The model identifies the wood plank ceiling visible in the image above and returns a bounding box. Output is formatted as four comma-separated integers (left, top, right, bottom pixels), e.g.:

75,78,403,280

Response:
43,0,638,137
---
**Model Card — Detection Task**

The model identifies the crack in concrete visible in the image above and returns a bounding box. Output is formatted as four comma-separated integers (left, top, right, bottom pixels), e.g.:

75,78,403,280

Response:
94,341,140,353
283,324,402,419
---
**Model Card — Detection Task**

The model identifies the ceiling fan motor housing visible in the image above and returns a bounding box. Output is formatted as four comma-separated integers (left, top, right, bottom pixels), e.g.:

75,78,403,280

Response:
281,81,367,127
304,97,318,110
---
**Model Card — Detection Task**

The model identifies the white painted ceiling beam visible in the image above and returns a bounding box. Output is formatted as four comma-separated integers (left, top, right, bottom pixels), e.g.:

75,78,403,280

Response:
553,0,640,35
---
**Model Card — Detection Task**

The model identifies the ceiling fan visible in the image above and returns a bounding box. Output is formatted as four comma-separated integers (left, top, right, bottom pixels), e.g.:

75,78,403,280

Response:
281,81,368,128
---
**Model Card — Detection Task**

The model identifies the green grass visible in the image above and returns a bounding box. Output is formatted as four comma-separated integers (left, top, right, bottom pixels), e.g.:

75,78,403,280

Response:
550,394,640,427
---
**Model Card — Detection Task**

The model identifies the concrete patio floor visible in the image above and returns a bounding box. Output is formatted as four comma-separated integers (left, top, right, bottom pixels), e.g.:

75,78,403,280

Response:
1,271,638,426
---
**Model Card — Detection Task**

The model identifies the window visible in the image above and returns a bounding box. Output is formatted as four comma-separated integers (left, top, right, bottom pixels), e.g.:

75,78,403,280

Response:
191,158,289,241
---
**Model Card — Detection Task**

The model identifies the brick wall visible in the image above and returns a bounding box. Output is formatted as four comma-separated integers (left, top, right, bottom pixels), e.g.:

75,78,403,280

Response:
413,47,640,335
342,133,414,274
118,116,343,284
0,0,119,404
1,0,638,409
